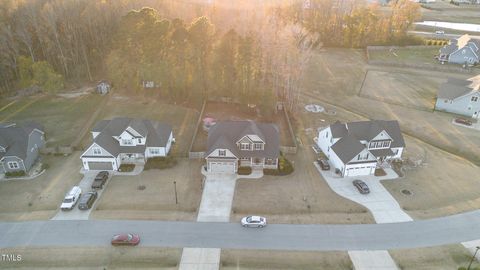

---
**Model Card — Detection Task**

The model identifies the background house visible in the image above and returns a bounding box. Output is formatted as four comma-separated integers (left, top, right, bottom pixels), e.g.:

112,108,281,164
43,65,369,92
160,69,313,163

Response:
81,117,174,171
0,122,45,174
438,34,480,66
205,121,280,174
317,120,405,177
435,75,480,118
96,80,111,95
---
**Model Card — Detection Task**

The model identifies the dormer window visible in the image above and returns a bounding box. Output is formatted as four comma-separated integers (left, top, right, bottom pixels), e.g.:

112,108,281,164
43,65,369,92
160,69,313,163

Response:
93,147,102,155
122,139,133,145
219,150,226,157
254,143,263,150
472,96,478,102
138,138,142,143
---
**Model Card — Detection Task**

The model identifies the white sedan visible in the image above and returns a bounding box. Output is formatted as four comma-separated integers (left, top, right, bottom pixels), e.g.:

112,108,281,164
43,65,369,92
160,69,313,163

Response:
241,216,267,228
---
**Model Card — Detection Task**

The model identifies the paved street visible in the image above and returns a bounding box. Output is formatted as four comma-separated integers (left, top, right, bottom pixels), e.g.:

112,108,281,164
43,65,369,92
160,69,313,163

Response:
2,210,480,250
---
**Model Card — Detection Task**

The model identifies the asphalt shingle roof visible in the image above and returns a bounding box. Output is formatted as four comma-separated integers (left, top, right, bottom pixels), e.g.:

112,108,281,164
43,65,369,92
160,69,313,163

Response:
90,117,172,156
206,121,280,159
0,122,44,160
438,78,476,100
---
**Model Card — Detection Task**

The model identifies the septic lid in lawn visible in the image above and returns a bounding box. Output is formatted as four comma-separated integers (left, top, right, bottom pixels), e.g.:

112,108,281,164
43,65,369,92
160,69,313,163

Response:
401,189,412,196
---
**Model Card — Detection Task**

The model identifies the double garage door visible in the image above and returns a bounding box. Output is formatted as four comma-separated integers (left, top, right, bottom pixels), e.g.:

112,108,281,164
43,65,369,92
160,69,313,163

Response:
344,166,374,177
209,161,236,173
88,161,113,171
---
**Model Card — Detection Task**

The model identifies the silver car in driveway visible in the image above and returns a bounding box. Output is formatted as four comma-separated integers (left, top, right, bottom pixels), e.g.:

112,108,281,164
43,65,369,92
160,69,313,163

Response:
241,216,267,228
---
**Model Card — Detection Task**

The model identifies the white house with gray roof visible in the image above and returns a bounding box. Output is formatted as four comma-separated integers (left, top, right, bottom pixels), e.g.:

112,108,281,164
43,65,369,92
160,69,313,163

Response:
205,121,280,173
0,122,45,174
435,75,480,118
438,34,480,66
81,117,174,171
316,120,405,177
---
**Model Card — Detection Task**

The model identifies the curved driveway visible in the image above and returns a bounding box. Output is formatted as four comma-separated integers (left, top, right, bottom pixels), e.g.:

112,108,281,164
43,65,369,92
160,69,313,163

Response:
2,210,480,251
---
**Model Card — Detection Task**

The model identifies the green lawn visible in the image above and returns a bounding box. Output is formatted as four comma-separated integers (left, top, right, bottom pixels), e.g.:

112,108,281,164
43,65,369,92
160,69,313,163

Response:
0,94,105,147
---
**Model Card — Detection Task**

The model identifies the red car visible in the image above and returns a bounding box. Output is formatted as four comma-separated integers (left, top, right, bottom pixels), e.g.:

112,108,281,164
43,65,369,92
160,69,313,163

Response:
111,233,140,246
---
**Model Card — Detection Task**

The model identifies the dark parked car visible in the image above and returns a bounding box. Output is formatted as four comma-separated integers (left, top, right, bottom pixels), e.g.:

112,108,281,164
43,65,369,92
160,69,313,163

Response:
353,180,370,194
454,118,472,126
111,233,140,246
78,191,97,210
317,159,330,170
92,171,109,190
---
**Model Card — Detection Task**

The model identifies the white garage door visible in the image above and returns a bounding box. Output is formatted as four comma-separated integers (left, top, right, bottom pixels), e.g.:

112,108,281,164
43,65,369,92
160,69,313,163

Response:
209,161,235,173
88,162,113,171
345,166,373,177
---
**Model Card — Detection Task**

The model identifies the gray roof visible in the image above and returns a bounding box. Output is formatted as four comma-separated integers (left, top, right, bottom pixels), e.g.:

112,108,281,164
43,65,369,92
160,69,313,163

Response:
331,135,366,164
438,78,474,100
440,43,457,56
206,121,280,159
330,121,348,138
90,117,172,156
329,120,405,163
0,122,44,160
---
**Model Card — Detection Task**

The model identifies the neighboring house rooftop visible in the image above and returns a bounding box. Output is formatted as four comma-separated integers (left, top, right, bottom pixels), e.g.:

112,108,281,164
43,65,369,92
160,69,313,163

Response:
440,34,480,56
438,75,480,100
207,121,280,159
91,117,172,156
0,122,44,160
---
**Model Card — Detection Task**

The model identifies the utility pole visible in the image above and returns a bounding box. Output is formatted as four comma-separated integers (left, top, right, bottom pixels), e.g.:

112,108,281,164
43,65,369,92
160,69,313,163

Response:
467,246,480,270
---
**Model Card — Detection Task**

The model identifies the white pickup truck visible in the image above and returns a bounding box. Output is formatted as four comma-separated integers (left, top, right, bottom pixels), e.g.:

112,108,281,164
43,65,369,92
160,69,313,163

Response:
60,186,82,211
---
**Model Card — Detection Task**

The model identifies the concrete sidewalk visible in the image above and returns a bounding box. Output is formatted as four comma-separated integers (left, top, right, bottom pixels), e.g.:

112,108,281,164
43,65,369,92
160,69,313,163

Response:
179,172,237,270
349,250,399,270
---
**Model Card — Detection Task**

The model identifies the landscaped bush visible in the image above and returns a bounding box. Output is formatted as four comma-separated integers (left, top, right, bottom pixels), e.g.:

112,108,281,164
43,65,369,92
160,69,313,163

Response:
263,155,294,176
5,171,26,178
237,167,252,175
144,156,177,170
118,164,135,172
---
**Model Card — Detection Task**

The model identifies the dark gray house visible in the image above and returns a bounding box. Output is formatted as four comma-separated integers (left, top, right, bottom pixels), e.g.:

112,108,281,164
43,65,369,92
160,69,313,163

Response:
438,34,480,66
0,122,45,174
435,75,480,118
205,121,280,173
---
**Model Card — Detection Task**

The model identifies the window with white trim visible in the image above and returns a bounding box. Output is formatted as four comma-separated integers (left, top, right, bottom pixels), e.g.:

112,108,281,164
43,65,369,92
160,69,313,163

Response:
254,143,263,150
149,148,160,155
219,150,226,157
240,143,250,150
8,161,19,169
122,139,133,145
93,147,102,155
471,96,478,102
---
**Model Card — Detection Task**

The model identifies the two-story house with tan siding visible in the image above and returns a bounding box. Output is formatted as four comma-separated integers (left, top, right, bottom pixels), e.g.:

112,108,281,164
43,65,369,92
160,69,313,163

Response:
316,120,405,177
205,121,280,173
81,117,174,171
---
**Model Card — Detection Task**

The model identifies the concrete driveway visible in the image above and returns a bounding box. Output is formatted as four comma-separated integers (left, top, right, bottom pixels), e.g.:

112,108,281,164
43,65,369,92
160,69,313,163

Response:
197,173,237,222
314,162,412,224
52,171,112,220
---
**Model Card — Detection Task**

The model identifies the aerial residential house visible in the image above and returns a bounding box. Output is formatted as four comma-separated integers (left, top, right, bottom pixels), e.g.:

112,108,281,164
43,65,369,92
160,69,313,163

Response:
435,75,480,118
96,80,111,95
438,34,480,66
205,121,280,173
0,122,45,174
316,120,405,177
81,117,174,171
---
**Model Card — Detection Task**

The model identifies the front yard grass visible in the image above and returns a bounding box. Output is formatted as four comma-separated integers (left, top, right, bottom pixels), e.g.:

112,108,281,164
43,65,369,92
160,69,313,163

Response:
231,147,375,225
0,94,105,147
221,250,353,270
0,152,83,221
92,159,203,221
1,247,180,269
390,244,480,270
383,136,480,219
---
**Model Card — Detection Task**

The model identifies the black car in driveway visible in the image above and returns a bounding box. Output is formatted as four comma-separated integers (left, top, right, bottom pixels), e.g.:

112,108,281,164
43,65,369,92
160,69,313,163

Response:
317,159,330,170
353,180,370,194
91,171,109,190
78,191,98,210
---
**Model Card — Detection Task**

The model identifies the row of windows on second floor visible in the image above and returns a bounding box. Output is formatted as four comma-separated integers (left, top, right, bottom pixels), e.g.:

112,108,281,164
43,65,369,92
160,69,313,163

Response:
368,140,391,149
237,142,265,151
114,137,145,146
